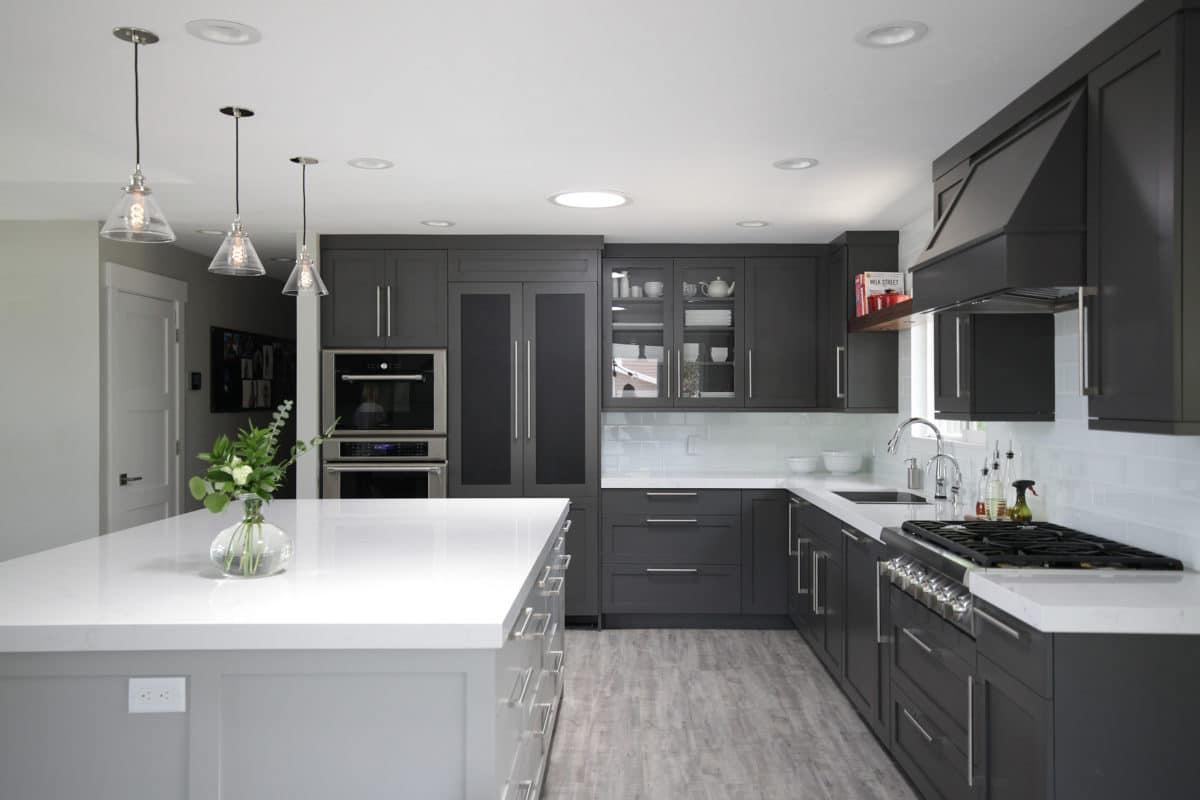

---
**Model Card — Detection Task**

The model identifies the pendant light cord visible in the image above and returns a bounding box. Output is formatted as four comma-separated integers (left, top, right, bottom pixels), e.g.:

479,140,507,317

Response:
133,42,141,168
301,163,308,241
234,114,240,217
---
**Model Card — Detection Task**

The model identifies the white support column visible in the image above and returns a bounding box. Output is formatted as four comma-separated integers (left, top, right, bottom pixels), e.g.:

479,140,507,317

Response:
295,229,321,498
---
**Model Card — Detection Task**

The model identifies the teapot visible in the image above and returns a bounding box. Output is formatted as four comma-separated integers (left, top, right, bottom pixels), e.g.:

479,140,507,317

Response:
699,277,736,298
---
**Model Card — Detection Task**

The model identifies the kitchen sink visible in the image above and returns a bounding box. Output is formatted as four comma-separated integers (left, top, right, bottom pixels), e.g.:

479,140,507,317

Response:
833,491,928,504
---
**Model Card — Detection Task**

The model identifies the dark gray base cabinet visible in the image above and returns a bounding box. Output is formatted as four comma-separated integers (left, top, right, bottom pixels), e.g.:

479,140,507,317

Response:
563,498,599,622
600,489,789,623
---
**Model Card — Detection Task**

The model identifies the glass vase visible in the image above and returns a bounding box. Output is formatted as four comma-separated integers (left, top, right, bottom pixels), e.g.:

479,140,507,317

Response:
209,496,293,578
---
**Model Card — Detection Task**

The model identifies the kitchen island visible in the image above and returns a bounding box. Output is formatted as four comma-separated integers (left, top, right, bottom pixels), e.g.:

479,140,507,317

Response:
0,498,570,800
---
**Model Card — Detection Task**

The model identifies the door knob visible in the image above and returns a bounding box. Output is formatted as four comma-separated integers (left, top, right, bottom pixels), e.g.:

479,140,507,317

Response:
119,473,143,486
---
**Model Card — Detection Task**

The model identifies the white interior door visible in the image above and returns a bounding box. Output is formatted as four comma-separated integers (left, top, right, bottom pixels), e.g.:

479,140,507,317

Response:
105,264,186,533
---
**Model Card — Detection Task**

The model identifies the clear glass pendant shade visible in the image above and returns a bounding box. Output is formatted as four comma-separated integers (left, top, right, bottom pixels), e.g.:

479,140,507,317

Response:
282,245,328,296
100,169,176,243
208,219,265,276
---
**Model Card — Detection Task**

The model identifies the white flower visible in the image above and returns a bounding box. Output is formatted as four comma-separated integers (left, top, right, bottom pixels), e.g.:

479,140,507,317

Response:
231,464,252,486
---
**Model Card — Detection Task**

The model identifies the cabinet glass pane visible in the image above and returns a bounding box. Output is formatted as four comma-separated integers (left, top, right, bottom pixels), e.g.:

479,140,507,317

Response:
678,265,737,400
535,292,586,485
459,294,512,486
609,264,668,400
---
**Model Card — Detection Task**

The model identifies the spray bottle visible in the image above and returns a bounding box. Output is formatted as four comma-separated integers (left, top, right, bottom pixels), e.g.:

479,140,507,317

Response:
1009,480,1038,523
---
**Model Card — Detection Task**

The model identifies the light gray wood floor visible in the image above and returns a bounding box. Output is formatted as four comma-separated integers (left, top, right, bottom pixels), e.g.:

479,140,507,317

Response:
543,628,917,800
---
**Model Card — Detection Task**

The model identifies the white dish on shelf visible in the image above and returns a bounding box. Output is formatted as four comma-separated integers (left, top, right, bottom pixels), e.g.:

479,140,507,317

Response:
821,451,864,474
786,455,822,474
698,391,735,398
643,345,663,360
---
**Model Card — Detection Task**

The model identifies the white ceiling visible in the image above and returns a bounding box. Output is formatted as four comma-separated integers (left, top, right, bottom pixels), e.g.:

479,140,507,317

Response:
0,0,1138,277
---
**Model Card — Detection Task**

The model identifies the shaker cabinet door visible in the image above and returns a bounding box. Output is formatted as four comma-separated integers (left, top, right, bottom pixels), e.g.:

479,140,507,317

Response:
385,250,448,347
741,491,789,615
322,250,389,347
449,283,524,497
746,258,819,408
523,283,598,497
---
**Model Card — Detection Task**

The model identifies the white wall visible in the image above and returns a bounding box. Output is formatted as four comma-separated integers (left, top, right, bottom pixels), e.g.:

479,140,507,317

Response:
0,222,101,560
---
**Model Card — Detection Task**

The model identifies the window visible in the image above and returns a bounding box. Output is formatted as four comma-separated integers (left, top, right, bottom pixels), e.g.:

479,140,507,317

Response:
910,316,985,444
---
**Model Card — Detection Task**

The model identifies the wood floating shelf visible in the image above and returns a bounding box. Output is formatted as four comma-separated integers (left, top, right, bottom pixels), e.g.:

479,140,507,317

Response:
847,299,920,332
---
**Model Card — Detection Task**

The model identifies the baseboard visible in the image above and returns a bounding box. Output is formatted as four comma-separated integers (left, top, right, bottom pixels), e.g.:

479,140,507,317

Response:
600,613,792,630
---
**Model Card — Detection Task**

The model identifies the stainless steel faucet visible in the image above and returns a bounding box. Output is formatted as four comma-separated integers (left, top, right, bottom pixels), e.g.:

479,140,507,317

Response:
887,417,952,499
925,452,963,503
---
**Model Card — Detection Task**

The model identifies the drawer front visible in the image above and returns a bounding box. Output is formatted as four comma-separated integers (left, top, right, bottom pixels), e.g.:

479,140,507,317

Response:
602,488,742,517
891,589,972,748
602,564,740,613
973,599,1051,697
604,514,740,564
891,682,972,800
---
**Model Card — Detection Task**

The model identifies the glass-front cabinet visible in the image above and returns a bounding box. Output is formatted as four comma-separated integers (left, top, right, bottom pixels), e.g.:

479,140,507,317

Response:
603,257,745,408
605,259,674,406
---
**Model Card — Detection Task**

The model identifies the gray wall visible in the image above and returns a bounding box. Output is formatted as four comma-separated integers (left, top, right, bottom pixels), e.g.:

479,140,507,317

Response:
98,239,296,512
0,222,102,560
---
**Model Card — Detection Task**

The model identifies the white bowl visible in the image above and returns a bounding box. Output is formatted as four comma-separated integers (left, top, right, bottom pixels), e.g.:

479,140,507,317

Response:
822,451,864,474
786,455,822,474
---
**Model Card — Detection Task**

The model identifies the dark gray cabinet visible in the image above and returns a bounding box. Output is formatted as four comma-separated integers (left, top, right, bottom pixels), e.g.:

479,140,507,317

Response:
563,498,599,621
740,491,788,615
820,236,899,412
746,258,819,408
805,513,846,675
322,250,447,347
448,249,599,283
448,281,597,498
603,248,823,411
1086,15,1200,434
973,655,1052,800
934,312,1055,422
842,526,888,738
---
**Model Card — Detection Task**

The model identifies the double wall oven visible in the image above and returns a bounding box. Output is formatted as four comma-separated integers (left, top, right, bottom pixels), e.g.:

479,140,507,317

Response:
322,349,448,498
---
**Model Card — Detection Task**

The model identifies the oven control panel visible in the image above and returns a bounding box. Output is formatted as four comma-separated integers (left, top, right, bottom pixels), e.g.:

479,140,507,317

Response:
883,556,973,630
339,440,429,459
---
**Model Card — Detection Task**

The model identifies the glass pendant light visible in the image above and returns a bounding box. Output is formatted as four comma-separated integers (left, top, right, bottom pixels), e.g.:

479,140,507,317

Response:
282,157,329,296
208,107,264,276
101,27,175,243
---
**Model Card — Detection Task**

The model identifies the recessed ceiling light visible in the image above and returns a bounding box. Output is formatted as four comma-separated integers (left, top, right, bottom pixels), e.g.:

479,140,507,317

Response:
855,21,928,48
549,190,629,209
421,220,455,228
195,228,227,236
773,157,819,171
348,157,394,170
185,19,262,46
736,220,770,228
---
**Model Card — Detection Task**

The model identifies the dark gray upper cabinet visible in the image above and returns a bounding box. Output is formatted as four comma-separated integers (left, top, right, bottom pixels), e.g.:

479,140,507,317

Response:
604,258,676,408
934,312,1055,422
740,491,788,616
322,250,448,348
449,281,597,498
746,258,819,408
448,283,524,497
674,259,745,408
321,250,391,347
1086,15,1200,434
820,236,899,412
449,249,599,283
563,497,599,620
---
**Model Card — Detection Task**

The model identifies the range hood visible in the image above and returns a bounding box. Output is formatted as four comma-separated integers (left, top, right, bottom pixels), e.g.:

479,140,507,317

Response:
910,90,1086,313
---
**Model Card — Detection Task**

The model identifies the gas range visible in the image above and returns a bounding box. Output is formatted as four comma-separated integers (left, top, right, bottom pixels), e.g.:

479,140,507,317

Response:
880,519,1184,634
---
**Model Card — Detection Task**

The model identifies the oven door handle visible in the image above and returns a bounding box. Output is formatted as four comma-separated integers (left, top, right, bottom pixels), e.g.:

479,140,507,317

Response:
324,463,447,473
339,374,426,382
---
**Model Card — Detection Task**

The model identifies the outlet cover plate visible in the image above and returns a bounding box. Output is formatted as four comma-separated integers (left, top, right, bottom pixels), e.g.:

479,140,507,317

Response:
128,677,187,713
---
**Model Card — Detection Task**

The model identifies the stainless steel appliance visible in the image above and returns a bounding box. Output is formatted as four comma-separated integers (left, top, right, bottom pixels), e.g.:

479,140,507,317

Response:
882,519,1184,634
322,437,447,499
322,349,447,436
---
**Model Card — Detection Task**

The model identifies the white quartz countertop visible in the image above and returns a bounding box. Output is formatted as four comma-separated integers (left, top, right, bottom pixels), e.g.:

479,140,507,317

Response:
603,470,1200,635
0,499,568,653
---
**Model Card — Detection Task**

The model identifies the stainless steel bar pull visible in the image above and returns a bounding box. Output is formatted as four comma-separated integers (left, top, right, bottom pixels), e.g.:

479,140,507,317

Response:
967,674,975,788
665,348,671,399
526,340,532,440
954,317,962,398
339,374,424,382
1078,286,1098,396
375,286,381,338
974,607,1021,641
748,348,754,400
835,346,846,399
386,285,392,337
513,340,520,440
